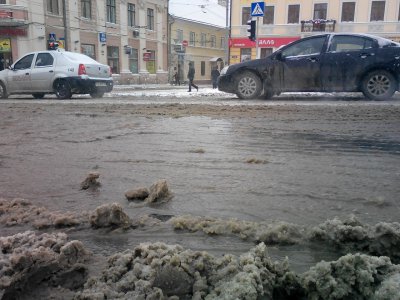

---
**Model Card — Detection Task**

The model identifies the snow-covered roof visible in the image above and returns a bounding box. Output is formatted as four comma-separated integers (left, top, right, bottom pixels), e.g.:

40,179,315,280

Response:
169,0,227,28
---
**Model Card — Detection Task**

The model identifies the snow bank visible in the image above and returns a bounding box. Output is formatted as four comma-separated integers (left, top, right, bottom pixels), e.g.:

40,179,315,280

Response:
0,231,91,299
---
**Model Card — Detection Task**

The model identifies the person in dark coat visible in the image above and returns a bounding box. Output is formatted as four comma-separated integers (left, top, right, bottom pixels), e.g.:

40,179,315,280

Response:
211,66,220,89
187,62,198,92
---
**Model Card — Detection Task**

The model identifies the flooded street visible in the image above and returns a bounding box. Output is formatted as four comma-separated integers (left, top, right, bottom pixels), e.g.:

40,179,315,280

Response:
1,89,400,298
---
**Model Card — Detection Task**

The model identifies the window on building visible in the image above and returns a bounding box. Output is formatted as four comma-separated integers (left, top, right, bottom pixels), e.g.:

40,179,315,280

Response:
47,0,59,14
370,1,385,21
220,37,226,49
146,50,156,74
240,48,251,62
242,7,250,25
0,0,6,3
81,0,91,19
128,3,135,27
288,4,300,23
106,0,116,23
176,29,183,42
263,6,274,24
200,33,206,47
341,2,355,22
261,48,273,58
107,46,119,73
129,48,138,74
189,32,195,46
81,44,95,59
399,3,400,21
210,35,216,48
314,3,327,19
201,61,205,76
147,8,154,30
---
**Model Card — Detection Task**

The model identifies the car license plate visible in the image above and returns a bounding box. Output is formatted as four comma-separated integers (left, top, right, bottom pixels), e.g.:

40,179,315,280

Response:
95,82,107,87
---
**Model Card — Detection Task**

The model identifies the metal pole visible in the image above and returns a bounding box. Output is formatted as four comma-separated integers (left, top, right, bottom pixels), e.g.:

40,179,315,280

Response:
62,0,68,51
255,17,259,59
225,0,229,66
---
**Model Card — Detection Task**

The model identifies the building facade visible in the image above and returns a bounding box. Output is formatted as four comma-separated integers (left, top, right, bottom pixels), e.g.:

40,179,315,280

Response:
169,0,228,84
230,0,400,64
169,16,227,84
0,0,169,83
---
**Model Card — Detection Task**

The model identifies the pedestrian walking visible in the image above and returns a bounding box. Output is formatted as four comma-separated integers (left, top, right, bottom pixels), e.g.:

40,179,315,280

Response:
187,62,198,92
211,67,220,89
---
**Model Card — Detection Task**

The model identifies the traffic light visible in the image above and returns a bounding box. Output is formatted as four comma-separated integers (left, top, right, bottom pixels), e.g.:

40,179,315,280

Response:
247,19,256,41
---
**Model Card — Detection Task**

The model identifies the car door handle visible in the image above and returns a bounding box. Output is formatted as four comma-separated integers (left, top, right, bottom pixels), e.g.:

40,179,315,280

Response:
360,53,374,58
307,57,318,62
49,70,54,73
25,73,29,75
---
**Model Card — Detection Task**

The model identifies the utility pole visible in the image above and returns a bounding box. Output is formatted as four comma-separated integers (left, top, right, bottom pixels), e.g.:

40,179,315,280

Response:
62,0,68,50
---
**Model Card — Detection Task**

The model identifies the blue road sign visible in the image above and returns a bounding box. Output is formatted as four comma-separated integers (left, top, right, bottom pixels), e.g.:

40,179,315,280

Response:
99,32,107,43
49,33,56,41
251,2,265,17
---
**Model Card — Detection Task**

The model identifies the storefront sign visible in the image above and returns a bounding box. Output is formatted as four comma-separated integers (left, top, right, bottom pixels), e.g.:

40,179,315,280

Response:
0,28,27,36
143,52,151,61
0,38,11,53
229,37,300,48
99,32,106,43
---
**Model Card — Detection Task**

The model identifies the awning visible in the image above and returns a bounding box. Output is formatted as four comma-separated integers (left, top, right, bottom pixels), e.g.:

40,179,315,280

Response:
209,57,223,62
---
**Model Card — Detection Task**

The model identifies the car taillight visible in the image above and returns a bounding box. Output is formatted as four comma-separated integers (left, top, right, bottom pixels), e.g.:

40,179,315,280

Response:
78,64,86,75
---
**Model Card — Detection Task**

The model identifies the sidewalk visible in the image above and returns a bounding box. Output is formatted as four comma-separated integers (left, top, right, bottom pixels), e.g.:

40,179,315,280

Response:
113,83,211,91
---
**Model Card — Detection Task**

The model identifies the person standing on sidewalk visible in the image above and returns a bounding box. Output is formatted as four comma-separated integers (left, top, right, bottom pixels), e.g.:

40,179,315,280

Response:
211,66,220,89
187,62,198,92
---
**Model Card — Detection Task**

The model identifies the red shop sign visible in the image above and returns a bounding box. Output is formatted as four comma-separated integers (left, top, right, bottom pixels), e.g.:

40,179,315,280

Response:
229,37,300,48
143,52,151,61
0,11,12,18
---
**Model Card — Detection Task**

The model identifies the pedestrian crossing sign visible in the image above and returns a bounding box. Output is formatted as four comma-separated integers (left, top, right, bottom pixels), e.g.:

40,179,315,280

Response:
251,2,265,17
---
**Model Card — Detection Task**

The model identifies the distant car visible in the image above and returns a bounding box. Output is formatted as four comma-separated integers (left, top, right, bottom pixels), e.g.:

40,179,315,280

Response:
0,49,113,99
218,33,400,100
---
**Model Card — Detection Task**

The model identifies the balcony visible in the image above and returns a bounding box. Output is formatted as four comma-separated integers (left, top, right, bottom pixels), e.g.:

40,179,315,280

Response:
0,4,28,27
301,19,336,33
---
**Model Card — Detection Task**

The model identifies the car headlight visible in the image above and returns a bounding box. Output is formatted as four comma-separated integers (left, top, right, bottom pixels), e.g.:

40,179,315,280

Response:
220,66,230,75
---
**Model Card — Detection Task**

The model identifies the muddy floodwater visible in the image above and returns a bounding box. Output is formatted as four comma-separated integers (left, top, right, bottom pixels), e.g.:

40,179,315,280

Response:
1,94,400,299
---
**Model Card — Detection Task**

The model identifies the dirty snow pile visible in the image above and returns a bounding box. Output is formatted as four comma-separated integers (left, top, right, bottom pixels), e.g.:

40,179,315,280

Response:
0,231,90,299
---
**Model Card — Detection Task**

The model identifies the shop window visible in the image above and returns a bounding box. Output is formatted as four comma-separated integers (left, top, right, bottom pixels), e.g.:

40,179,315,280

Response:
128,3,136,27
201,61,205,76
81,44,95,60
147,8,154,30
341,2,355,22
263,6,274,24
107,0,116,23
370,1,385,21
240,48,251,62
242,7,250,25
314,3,327,20
129,48,138,74
146,50,156,74
288,4,300,24
261,48,273,58
81,0,91,19
107,46,119,74
47,0,59,14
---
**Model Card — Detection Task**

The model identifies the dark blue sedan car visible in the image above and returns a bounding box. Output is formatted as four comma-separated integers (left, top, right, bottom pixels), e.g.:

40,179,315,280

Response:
218,33,400,100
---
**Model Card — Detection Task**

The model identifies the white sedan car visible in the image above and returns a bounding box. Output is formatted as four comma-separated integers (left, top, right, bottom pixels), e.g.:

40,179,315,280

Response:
0,49,113,99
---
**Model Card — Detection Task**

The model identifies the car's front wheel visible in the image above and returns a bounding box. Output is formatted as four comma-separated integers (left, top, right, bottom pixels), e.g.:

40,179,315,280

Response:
235,71,262,99
361,70,396,100
54,80,72,100
0,82,8,99
32,93,45,99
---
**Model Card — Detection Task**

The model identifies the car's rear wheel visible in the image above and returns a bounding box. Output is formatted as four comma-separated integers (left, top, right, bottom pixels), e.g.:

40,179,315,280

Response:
90,91,105,98
361,70,396,100
0,82,8,99
32,93,45,99
235,71,262,99
54,80,72,100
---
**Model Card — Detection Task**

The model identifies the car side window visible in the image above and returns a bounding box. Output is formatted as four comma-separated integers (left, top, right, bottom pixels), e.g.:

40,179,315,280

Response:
281,36,326,58
35,53,54,67
328,36,375,52
13,54,34,70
